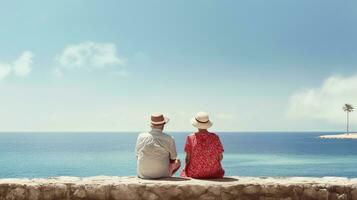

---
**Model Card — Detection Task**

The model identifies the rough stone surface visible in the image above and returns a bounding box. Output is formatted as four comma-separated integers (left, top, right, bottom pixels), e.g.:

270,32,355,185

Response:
351,188,357,200
0,176,357,199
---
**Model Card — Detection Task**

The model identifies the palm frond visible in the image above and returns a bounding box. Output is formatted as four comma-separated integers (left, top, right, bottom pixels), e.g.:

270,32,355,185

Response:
343,104,354,112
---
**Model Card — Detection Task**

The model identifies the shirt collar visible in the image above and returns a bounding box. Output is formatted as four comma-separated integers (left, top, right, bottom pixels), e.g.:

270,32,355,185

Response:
150,128,163,134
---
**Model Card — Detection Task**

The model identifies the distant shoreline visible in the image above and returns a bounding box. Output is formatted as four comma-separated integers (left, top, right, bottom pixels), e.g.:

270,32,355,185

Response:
319,133,357,139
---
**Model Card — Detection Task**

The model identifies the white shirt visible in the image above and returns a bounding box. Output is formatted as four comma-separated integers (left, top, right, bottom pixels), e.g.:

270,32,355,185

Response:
135,128,178,179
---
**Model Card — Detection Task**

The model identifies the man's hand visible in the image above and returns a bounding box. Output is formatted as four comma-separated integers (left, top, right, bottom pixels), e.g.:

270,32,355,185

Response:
170,159,181,164
176,159,181,165
169,159,181,175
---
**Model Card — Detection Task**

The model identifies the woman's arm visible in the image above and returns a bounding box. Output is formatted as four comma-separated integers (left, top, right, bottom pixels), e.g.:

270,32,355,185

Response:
218,153,223,161
185,153,190,164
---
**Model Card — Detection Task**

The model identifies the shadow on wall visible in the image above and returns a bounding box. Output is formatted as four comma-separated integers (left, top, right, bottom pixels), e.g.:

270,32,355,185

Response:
155,177,238,182
200,177,239,182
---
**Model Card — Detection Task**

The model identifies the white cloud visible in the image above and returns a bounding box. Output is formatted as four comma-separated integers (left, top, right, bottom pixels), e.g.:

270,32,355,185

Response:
0,63,11,80
287,74,357,125
55,41,125,75
13,51,34,77
0,51,34,80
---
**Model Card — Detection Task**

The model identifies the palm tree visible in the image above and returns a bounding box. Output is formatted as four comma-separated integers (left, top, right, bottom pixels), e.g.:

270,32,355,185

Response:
343,104,354,134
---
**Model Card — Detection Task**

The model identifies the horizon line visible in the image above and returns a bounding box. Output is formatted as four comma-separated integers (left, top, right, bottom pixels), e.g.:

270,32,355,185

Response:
0,130,348,133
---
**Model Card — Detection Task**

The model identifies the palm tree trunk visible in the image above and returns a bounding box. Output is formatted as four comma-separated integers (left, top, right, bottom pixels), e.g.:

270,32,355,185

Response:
347,112,349,134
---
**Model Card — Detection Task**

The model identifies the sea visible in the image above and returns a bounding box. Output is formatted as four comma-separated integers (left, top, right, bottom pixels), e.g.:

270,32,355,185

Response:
1,132,357,178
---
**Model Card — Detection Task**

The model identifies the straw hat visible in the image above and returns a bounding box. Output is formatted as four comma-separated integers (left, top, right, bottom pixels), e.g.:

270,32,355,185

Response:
151,113,169,125
190,112,213,129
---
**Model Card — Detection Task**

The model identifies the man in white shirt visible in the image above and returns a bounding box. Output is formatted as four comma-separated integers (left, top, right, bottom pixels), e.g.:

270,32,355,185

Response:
135,113,181,179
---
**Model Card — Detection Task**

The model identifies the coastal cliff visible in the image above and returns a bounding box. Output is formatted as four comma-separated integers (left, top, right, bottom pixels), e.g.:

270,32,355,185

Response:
319,133,357,139
1,176,357,200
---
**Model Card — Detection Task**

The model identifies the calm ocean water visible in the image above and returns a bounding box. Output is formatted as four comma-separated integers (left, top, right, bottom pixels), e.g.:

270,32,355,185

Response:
1,132,357,178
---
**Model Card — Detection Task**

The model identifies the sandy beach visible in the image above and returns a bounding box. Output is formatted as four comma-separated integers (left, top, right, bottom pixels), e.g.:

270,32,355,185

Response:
319,133,357,139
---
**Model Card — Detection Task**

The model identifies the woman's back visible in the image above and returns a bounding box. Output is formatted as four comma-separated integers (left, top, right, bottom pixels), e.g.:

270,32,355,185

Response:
181,132,225,179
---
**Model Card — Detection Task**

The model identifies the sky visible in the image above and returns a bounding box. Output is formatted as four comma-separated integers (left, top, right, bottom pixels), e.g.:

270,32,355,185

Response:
0,0,357,132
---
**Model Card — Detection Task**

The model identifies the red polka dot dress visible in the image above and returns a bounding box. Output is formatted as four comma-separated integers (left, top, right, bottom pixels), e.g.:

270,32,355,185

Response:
180,132,225,179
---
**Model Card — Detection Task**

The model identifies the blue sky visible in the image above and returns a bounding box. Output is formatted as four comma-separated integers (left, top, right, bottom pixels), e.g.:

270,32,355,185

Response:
1,0,357,131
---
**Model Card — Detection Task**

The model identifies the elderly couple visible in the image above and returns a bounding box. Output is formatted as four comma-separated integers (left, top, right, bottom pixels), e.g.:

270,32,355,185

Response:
135,112,225,179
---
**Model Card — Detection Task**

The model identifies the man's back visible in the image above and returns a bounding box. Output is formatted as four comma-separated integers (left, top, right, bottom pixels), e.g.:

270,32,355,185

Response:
135,128,177,179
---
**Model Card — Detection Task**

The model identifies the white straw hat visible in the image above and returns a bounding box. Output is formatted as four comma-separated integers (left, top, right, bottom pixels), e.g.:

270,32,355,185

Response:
151,113,169,125
190,112,213,129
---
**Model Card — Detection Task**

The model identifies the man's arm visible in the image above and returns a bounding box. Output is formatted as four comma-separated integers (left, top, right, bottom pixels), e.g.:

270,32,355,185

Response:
135,134,142,159
169,137,178,160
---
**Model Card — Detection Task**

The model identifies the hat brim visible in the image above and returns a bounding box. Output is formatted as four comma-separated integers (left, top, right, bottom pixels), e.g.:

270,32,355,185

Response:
190,117,212,129
151,117,169,125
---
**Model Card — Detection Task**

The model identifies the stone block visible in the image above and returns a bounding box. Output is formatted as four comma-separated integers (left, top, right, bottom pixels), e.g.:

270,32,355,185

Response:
316,188,328,200
141,190,160,200
87,185,109,200
337,194,348,200
54,184,70,200
5,187,26,200
261,185,279,195
42,185,55,200
303,187,318,199
243,185,261,195
111,185,140,200
27,185,41,200
351,188,357,200
73,186,87,199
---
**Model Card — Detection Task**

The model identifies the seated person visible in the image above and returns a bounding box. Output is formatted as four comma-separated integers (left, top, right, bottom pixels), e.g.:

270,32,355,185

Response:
181,112,224,179
136,113,181,179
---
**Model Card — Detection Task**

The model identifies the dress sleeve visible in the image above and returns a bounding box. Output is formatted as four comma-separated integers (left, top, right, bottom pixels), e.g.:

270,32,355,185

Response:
184,135,192,153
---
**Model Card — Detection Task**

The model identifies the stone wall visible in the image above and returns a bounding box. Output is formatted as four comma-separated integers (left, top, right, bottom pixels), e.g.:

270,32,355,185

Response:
1,176,357,200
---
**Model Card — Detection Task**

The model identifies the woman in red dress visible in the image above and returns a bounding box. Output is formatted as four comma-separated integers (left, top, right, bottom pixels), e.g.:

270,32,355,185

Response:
180,112,225,179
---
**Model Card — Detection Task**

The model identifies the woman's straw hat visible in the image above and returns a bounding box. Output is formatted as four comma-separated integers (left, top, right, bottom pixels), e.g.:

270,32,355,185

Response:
151,113,169,125
190,112,213,129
